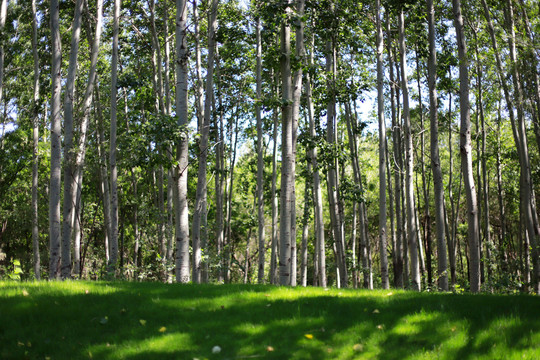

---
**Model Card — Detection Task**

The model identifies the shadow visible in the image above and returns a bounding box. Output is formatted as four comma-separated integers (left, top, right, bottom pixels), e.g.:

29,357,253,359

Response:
0,282,539,359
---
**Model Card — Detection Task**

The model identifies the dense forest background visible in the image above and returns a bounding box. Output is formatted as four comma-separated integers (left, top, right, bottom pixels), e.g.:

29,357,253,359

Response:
0,0,539,294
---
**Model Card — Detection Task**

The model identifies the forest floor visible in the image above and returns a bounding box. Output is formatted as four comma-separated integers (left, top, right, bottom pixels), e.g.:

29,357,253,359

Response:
0,281,539,359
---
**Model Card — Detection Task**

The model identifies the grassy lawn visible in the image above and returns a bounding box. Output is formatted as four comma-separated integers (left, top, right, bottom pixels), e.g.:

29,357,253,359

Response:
1,281,539,359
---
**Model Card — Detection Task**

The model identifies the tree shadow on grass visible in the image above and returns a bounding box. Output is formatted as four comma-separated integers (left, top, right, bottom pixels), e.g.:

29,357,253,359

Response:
1,282,539,359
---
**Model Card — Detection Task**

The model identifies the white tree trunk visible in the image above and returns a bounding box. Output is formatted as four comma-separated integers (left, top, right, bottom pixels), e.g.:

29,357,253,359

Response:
452,0,481,292
427,0,448,291
279,2,294,285
174,0,190,283
255,16,266,284
193,0,218,283
398,9,421,291
31,0,41,280
376,0,389,289
49,0,62,279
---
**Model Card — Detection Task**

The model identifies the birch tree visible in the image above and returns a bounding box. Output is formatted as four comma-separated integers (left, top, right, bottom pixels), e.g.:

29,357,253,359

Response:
398,8,421,291
174,0,190,283
31,0,40,280
427,0,448,291
376,0,389,289
452,0,480,292
49,0,62,279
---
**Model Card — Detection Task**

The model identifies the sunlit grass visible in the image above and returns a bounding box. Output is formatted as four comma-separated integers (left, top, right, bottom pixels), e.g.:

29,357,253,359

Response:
0,281,539,359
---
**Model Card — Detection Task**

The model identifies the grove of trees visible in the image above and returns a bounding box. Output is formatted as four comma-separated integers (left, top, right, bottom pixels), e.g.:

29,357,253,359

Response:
0,0,539,294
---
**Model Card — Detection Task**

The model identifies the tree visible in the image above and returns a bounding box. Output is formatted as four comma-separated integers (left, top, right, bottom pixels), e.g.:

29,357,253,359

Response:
452,0,481,292
174,0,190,283
398,7,420,291
376,0,389,290
49,0,62,279
279,0,294,286
31,0,40,280
427,0,448,291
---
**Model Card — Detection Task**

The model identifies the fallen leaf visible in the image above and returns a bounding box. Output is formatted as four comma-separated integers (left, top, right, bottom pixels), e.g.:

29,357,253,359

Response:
22,290,29,297
120,308,127,314
266,346,274,352
159,326,167,333
304,334,314,339
264,294,270,297
85,289,89,294
451,326,457,332
139,319,147,326
373,309,380,314
377,324,384,330
327,348,333,353
386,292,393,296
17,341,24,347
266,304,271,307
353,344,364,352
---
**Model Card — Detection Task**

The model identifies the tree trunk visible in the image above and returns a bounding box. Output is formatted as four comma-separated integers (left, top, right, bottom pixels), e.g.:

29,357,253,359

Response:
60,0,84,279
279,1,294,285
398,9,421,291
325,16,348,288
48,0,62,279
174,0,190,283
427,0,448,291
306,31,326,288
108,0,121,276
504,0,540,294
192,0,218,284
376,0,389,289
255,16,266,284
452,0,481,292
31,0,41,280
269,70,279,285
386,13,403,288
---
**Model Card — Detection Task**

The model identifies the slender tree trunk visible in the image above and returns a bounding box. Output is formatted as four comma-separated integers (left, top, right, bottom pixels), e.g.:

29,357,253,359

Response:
192,0,218,284
59,0,84,279
427,0,448,291
108,0,121,276
453,0,481,292
279,1,294,285
215,52,225,283
300,169,311,287
398,9,421,291
31,0,41,280
376,1,389,289
386,13,403,288
0,0,6,109
269,71,279,285
255,16,266,284
174,0,190,283
504,0,540,293
48,0,62,279
325,17,348,288
306,31,326,288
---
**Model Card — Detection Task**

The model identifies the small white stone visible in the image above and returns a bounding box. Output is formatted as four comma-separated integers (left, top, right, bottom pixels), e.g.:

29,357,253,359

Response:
212,346,222,354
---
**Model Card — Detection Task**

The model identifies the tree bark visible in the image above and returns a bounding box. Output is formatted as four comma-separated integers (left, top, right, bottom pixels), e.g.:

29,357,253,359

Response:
255,15,266,284
398,9,421,291
49,0,62,279
60,0,84,279
192,0,218,284
174,0,190,283
376,0,389,289
452,0,481,292
279,1,294,285
427,0,448,291
305,31,326,288
31,0,41,280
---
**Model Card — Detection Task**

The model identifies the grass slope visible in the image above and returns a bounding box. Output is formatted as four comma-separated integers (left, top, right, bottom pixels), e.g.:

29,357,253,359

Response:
1,281,539,359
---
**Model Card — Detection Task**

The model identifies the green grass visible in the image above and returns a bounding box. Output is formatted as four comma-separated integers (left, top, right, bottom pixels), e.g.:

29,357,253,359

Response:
1,281,539,359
